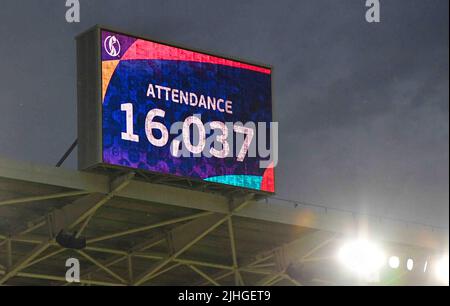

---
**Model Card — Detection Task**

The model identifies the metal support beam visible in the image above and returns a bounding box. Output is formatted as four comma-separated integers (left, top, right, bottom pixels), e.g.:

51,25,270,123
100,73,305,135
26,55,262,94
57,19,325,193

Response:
5,239,12,269
240,268,274,275
46,172,135,239
196,256,275,286
132,195,255,287
0,173,134,284
75,213,94,238
168,214,227,259
301,256,333,263
0,190,89,207
283,274,302,286
0,233,132,257
1,157,447,250
71,256,128,286
300,234,337,260
71,172,135,230
2,158,448,286
254,231,335,286
249,263,275,269
0,270,125,286
258,271,285,286
87,212,212,244
0,241,51,284
139,263,181,285
134,213,227,286
76,250,127,284
73,235,167,283
3,230,236,279
17,220,46,236
0,220,47,253
0,222,334,286
211,271,234,283
227,218,243,285
75,211,216,283
25,248,66,269
246,254,274,267
197,231,335,286
261,230,334,275
188,265,220,286
266,274,284,286
127,255,133,285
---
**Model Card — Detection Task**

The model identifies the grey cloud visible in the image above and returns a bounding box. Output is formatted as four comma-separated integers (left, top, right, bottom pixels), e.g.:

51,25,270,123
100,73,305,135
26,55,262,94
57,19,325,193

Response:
0,0,447,227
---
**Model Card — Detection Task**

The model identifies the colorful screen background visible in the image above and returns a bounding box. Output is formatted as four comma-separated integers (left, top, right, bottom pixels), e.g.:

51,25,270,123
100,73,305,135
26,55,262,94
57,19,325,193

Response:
101,30,274,192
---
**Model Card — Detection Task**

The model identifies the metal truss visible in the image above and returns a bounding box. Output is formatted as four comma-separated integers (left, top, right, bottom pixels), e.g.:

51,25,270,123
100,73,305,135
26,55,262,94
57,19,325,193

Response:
0,182,329,286
0,158,448,286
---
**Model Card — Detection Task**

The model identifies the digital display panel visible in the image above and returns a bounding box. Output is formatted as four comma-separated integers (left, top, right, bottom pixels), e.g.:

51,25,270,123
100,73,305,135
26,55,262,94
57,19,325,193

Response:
97,29,274,193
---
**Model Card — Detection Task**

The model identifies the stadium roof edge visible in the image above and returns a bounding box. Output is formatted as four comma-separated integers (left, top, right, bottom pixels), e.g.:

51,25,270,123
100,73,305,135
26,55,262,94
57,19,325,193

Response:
0,157,448,250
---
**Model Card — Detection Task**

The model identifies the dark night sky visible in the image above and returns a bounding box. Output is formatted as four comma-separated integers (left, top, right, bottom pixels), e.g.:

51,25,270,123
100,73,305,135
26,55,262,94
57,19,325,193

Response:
0,0,448,227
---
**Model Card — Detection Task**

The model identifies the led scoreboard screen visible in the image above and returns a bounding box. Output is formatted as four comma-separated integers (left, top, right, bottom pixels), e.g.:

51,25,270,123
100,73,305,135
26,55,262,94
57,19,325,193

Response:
77,27,274,193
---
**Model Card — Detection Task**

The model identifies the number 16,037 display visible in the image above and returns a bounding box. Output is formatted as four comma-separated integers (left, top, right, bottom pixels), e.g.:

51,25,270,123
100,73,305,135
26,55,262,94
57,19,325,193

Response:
77,27,275,193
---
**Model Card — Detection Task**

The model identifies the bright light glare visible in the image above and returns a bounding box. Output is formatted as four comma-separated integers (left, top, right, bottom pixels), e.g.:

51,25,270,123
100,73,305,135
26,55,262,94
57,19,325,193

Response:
338,240,386,280
388,256,400,269
435,255,449,285
406,258,414,271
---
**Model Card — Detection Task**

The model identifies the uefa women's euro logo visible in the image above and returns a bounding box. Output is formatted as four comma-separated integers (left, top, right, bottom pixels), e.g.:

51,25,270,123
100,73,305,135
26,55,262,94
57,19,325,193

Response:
104,35,121,57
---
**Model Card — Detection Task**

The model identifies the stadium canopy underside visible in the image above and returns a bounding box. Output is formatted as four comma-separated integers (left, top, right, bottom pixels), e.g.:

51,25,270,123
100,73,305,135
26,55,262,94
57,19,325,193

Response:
0,157,448,286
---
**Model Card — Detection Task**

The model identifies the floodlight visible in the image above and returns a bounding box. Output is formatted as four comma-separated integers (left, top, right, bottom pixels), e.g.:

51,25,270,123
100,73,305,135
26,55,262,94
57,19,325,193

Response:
338,239,386,280
435,255,449,285
406,258,414,271
388,256,400,269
